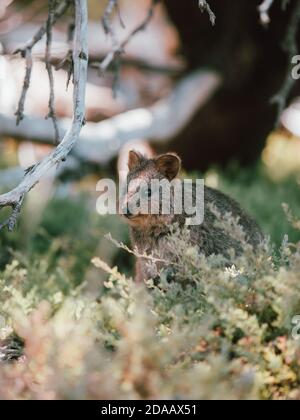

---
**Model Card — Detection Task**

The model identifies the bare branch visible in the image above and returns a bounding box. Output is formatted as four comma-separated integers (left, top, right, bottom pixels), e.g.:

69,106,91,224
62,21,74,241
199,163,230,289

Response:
258,0,274,26
198,0,216,26
2,21,184,76
55,20,75,90
0,70,221,165
0,195,24,232
98,0,159,76
90,55,184,75
271,0,300,122
100,0,122,95
0,0,88,231
45,0,60,144
0,157,81,190
14,1,71,53
102,0,125,37
104,233,174,266
14,48,33,125
102,0,119,40
14,0,71,126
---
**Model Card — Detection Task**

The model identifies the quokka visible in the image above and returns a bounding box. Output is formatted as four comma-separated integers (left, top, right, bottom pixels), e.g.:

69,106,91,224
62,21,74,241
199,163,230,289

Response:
120,150,263,282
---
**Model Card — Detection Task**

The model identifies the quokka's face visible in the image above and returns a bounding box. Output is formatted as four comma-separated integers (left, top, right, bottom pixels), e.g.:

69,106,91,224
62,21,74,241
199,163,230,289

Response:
120,151,181,227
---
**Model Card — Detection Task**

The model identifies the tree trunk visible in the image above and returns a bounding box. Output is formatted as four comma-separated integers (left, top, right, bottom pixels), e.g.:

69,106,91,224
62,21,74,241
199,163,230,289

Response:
163,0,300,171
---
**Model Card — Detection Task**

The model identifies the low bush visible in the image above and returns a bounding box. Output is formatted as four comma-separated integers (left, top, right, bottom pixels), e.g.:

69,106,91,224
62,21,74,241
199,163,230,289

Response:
0,164,300,400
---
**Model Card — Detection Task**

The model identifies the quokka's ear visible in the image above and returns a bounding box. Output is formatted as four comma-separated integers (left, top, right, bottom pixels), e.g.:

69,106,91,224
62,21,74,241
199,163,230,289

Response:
155,153,181,180
128,150,143,171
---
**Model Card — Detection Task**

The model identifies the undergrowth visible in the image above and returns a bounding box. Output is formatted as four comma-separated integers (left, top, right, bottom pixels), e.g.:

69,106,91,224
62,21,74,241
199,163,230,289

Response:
0,164,300,400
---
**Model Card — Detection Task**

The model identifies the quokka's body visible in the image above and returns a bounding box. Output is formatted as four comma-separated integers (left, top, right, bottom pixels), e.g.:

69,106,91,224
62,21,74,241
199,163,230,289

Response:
121,151,263,282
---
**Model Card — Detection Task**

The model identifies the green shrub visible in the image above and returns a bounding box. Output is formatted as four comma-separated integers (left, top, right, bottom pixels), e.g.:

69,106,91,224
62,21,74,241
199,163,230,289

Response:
1,164,300,400
1,213,300,399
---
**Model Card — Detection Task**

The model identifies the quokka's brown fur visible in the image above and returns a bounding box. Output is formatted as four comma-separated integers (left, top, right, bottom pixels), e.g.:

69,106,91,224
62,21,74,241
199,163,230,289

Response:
120,151,263,282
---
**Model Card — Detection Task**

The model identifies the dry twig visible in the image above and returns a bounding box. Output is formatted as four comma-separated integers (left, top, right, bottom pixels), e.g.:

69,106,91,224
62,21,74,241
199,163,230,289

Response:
96,0,159,88
55,20,75,90
105,233,174,266
14,0,71,125
0,0,88,231
0,70,221,167
45,0,60,144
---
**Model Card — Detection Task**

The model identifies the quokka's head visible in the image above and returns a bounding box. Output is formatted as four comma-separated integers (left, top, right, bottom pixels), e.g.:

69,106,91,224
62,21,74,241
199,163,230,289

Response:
120,150,181,227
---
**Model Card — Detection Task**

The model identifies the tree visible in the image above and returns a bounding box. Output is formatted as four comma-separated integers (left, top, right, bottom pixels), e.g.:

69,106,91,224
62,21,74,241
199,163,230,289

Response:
0,0,299,230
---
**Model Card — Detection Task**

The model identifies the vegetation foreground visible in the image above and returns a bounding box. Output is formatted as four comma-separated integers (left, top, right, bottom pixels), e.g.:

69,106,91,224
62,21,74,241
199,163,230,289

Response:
0,165,300,400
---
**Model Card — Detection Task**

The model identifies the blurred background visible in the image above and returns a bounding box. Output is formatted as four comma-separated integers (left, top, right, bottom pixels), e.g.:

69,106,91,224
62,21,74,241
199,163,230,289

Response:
1,0,300,288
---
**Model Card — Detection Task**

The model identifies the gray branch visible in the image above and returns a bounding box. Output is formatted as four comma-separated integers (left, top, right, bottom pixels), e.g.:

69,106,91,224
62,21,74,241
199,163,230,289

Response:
0,70,221,166
13,0,71,125
98,0,159,76
45,0,60,144
0,0,88,231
